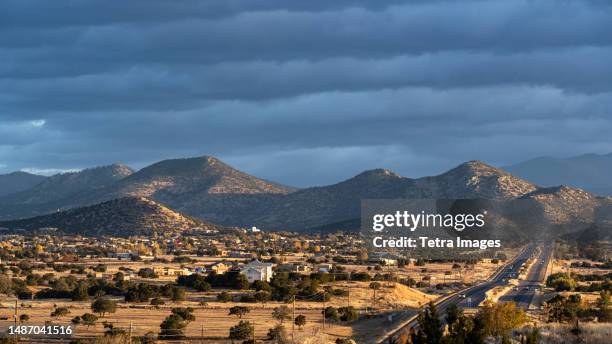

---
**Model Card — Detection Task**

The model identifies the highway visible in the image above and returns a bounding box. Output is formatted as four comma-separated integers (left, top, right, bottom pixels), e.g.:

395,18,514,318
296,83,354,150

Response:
499,243,553,309
377,244,542,344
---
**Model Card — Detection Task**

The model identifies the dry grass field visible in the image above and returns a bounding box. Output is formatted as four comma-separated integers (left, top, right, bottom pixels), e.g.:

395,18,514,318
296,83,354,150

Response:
537,323,612,344
0,280,435,343
0,249,521,343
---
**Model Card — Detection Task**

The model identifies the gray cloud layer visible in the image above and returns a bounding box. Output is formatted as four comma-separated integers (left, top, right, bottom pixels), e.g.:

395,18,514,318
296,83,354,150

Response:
1,0,611,186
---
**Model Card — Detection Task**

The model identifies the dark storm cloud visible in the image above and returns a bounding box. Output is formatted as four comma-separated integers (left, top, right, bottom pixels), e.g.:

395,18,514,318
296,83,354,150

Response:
0,0,611,186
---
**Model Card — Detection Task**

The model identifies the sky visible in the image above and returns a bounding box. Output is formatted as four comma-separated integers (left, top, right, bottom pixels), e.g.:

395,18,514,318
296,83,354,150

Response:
1,0,612,187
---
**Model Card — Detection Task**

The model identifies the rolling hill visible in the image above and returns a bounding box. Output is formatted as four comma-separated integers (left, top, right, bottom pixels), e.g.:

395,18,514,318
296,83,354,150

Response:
0,171,47,197
0,196,219,236
0,164,133,207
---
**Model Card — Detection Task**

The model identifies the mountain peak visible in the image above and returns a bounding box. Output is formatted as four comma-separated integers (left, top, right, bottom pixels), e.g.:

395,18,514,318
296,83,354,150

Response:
111,155,294,200
452,160,506,176
353,168,403,179
129,155,235,178
413,160,538,200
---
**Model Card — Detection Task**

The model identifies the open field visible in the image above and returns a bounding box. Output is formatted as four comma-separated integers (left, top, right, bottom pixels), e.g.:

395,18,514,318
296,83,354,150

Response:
0,280,435,342
537,323,612,344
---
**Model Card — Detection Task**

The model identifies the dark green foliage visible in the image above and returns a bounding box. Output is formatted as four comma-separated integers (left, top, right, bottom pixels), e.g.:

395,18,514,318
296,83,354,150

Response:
51,307,70,318
125,283,155,302
81,313,98,328
324,307,340,322
159,308,195,339
176,273,211,291
137,268,158,279
414,302,442,344
294,314,306,328
229,320,254,341
338,306,359,322
546,273,576,291
546,294,583,322
91,298,117,317
217,291,233,302
229,306,251,318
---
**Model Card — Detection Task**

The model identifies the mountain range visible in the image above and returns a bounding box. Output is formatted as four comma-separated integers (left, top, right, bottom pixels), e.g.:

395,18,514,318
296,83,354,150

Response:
503,153,612,196
0,155,611,238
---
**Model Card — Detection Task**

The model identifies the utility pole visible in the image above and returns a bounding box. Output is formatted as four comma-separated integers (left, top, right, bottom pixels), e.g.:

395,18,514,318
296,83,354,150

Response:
292,295,296,342
14,300,18,340
322,290,326,331
347,285,350,308
128,321,132,343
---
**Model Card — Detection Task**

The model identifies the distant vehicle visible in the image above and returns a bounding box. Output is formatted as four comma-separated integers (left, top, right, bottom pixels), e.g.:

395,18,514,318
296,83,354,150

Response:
460,294,466,299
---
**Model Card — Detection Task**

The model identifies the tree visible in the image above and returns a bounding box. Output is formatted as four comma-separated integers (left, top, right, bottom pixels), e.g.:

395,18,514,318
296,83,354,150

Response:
267,324,289,343
71,283,89,301
102,322,126,337
546,273,576,291
159,308,195,339
151,297,165,307
229,320,254,343
294,314,306,329
19,314,29,322
234,274,250,290
254,291,271,306
51,307,70,318
596,290,611,322
324,307,340,322
445,304,478,344
466,313,486,344
171,307,195,321
91,298,117,317
252,280,272,292
478,301,526,343
138,268,158,278
170,286,186,302
445,303,461,333
272,305,291,324
81,313,98,328
217,291,232,302
229,306,251,319
176,274,211,291
414,302,442,344
369,282,381,307
159,314,188,339
338,306,359,322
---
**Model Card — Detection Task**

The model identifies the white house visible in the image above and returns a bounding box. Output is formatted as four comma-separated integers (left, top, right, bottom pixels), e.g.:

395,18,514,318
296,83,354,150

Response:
240,260,274,282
